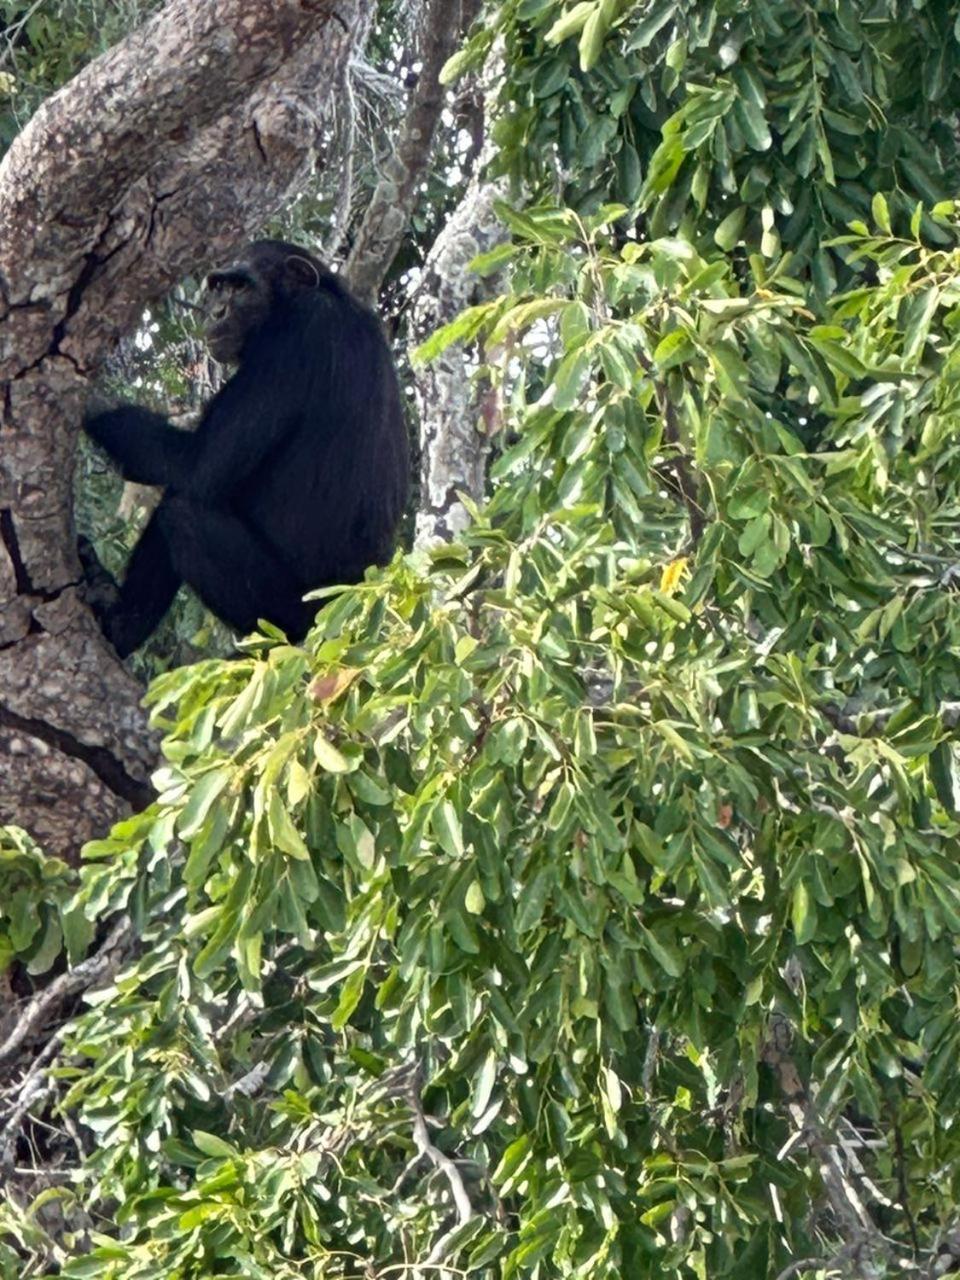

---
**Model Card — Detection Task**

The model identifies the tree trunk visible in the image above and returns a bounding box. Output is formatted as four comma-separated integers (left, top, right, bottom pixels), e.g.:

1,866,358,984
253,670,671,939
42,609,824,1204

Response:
0,0,371,858
410,173,506,546
408,34,508,549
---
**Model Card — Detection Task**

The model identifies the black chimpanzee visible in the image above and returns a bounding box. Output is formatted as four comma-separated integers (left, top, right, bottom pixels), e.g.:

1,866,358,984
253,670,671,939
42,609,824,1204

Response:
82,239,408,657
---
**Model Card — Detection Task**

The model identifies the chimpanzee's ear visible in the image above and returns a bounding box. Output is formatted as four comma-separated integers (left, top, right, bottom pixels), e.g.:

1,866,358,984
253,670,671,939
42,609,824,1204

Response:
284,254,322,289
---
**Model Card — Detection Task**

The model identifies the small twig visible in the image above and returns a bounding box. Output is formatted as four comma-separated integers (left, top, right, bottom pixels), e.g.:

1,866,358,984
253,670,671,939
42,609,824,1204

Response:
634,347,705,542
0,917,129,1069
408,1071,473,1227
404,1064,477,1273
642,1026,660,1094
0,0,46,69
389,1151,425,1196
0,1029,63,1172
893,1121,920,1256
775,1255,832,1280
422,1228,473,1270
774,1239,876,1280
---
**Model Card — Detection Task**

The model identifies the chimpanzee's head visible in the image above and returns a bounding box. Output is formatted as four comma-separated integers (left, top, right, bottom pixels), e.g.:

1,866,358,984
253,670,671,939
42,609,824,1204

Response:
202,239,328,364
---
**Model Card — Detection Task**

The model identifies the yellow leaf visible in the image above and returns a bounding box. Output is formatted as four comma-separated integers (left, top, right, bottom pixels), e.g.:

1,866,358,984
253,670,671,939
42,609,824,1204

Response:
659,557,688,595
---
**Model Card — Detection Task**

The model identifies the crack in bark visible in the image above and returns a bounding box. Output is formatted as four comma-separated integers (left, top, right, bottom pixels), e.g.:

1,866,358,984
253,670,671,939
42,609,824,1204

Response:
50,218,126,359
0,702,152,809
250,119,268,164
0,509,64,604
0,509,31,595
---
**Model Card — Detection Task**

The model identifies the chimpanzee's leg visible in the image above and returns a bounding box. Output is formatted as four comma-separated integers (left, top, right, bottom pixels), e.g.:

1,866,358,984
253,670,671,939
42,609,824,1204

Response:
97,507,182,657
157,494,314,639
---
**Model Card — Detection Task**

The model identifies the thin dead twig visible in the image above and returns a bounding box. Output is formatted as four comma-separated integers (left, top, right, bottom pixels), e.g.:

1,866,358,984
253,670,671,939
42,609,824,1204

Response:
0,917,129,1070
407,1071,473,1227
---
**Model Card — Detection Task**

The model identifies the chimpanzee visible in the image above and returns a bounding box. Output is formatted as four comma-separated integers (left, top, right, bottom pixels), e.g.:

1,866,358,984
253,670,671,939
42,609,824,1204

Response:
82,239,408,657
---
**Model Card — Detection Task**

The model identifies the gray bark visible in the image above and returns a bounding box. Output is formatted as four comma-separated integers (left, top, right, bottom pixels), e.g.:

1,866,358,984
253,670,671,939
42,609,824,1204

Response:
409,35,507,549
410,178,505,548
0,0,371,857
345,0,483,304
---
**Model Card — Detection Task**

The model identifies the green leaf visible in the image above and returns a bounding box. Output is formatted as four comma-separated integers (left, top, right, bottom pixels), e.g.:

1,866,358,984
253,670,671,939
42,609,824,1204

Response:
733,96,771,151
267,791,310,860
471,1050,498,1116
791,878,817,945
465,879,486,914
178,767,231,840
639,924,683,977
488,297,568,345
332,965,366,1031
552,347,593,409
931,742,960,814
714,205,747,250
653,327,694,370
544,2,595,46
579,6,610,71
432,799,464,858
412,301,498,363
626,2,676,51
871,191,891,234
192,1130,237,1158
313,733,350,774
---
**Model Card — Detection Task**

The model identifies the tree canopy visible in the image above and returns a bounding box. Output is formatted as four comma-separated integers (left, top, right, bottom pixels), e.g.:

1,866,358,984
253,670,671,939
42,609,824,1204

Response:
4,1,960,1278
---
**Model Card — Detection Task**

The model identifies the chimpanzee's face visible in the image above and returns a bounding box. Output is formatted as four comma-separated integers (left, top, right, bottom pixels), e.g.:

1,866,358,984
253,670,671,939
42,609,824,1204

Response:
202,261,270,364
202,245,325,364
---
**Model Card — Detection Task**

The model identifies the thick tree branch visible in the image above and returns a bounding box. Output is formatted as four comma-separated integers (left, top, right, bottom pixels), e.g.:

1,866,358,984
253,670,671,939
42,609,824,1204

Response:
0,0,372,855
0,0,336,313
345,0,483,303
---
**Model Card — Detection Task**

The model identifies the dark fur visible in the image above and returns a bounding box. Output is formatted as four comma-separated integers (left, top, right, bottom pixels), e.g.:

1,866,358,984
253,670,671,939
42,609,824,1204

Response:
83,240,408,657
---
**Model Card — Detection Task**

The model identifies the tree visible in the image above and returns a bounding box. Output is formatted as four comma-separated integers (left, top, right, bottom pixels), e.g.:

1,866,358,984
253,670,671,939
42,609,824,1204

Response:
0,0,371,855
6,1,960,1278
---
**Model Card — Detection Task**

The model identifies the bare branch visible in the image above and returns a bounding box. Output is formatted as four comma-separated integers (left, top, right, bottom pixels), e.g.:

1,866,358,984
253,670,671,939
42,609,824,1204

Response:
407,1070,473,1227
345,0,483,302
775,1256,833,1280
0,1030,62,1172
0,917,128,1069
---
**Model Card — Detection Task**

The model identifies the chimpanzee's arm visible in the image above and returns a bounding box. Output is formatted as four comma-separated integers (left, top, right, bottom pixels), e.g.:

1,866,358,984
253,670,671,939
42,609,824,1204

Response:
85,406,199,488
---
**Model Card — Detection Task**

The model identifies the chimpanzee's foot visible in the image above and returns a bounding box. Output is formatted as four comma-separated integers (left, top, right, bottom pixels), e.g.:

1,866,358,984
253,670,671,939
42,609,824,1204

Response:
77,536,121,616
77,541,154,657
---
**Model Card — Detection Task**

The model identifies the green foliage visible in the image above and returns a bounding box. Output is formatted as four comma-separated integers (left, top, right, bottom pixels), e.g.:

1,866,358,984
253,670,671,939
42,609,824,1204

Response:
483,0,960,278
0,827,86,974
8,1,960,1278
23,195,960,1276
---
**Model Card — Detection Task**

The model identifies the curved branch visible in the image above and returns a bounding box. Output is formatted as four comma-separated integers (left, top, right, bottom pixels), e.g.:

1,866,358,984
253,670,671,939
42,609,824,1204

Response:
0,917,128,1069
0,0,338,309
345,0,483,303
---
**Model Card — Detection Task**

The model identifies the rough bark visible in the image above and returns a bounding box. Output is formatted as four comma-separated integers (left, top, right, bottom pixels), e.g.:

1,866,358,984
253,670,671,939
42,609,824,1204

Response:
411,178,506,548
0,0,371,857
345,0,483,304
